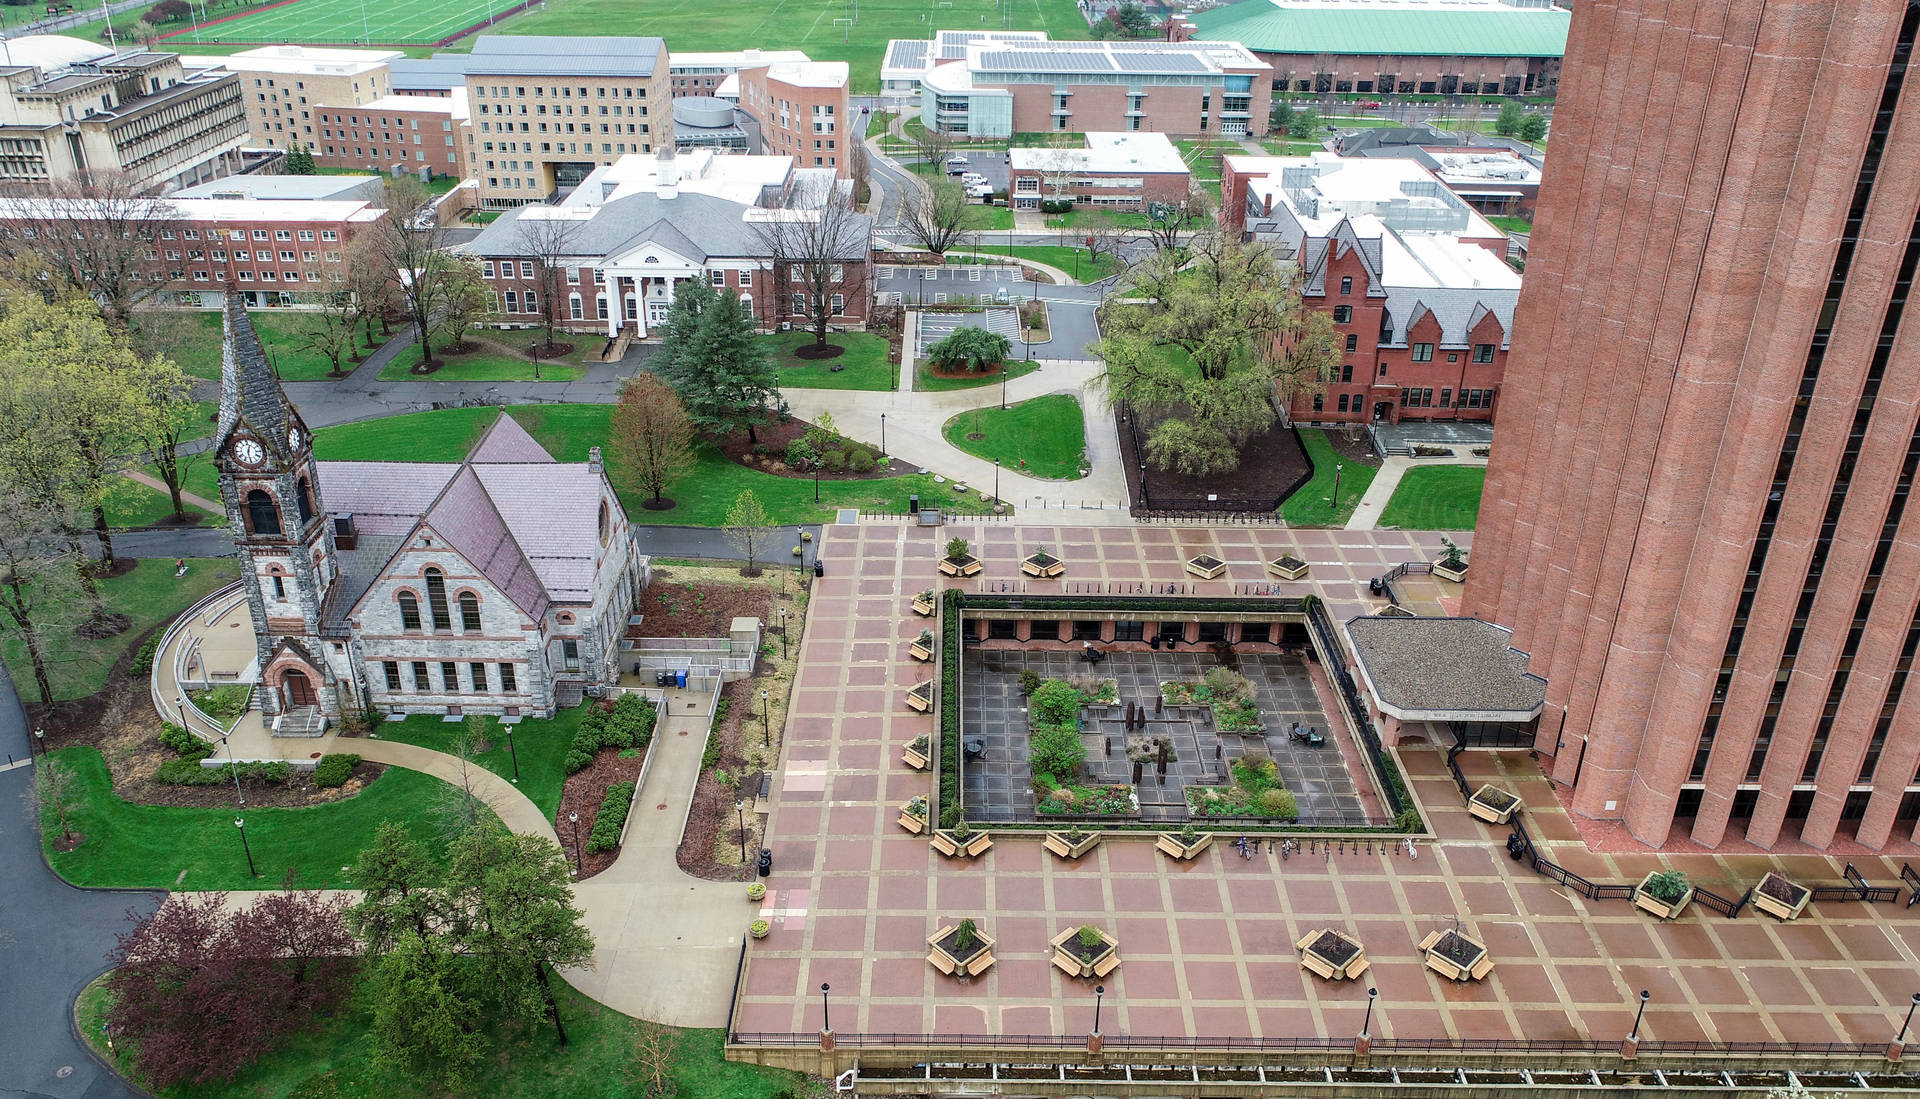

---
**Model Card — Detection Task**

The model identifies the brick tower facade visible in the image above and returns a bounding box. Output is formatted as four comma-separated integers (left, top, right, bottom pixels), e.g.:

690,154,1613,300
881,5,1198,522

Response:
1467,0,1920,850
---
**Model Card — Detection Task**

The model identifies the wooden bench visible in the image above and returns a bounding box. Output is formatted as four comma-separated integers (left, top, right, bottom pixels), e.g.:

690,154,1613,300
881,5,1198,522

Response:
1092,952,1121,979
927,949,957,975
1299,953,1337,980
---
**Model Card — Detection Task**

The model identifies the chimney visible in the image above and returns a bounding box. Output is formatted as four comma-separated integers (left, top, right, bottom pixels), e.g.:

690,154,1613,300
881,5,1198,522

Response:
589,446,603,474
656,144,679,200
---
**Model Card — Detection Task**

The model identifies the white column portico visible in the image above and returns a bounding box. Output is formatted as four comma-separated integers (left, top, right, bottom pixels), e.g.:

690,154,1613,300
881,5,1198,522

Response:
600,252,700,338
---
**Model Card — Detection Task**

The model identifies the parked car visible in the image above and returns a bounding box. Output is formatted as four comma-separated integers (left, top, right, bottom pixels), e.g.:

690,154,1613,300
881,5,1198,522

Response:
945,155,971,174
966,183,994,198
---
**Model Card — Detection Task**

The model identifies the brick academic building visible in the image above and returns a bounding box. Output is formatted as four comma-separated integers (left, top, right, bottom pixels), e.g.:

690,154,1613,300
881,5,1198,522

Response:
1468,0,1920,851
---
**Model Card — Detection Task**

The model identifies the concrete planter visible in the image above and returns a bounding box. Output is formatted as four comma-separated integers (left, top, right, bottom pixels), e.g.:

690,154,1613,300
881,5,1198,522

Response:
1021,552,1065,578
1155,831,1213,861
906,681,934,712
1467,784,1521,824
1634,872,1694,920
1297,928,1369,982
1433,559,1468,583
939,554,982,577
927,923,996,980
1042,829,1102,860
931,828,994,859
911,592,938,617
1420,928,1492,982
1050,925,1121,980
1269,555,1309,581
1752,872,1811,921
1185,554,1226,580
908,636,936,662
898,800,930,834
901,739,931,771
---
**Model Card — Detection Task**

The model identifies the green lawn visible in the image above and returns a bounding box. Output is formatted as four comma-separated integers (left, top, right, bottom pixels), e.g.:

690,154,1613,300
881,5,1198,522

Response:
943,394,1087,480
1260,139,1325,155
915,357,1041,393
373,707,584,823
311,405,1001,524
378,348,587,382
1042,209,1156,230
487,0,1092,95
103,478,217,529
1487,215,1533,235
975,204,1016,230
758,331,894,391
78,972,810,1099
163,309,370,382
40,746,474,890
1172,138,1226,183
1377,465,1485,530
2,558,234,703
866,109,895,138
1003,245,1121,283
1280,428,1379,528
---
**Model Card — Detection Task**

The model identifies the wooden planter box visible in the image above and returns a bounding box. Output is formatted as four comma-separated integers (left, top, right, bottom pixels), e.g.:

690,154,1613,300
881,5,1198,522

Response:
1751,872,1811,920
1043,830,1102,860
911,593,937,617
908,637,936,662
1467,784,1521,824
1296,929,1369,981
1269,555,1309,581
898,804,930,834
906,681,934,712
939,554,983,577
927,924,996,980
1050,926,1121,979
1433,559,1468,583
901,742,931,771
1420,929,1492,982
1021,553,1065,578
1634,873,1694,920
1184,554,1226,580
931,828,994,859
1155,831,1213,861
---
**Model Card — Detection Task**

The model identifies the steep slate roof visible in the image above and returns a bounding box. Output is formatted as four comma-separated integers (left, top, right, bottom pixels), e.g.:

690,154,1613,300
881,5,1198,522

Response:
467,413,556,463
466,190,871,263
474,465,605,601
215,291,304,463
1189,0,1570,58
423,465,552,620
1302,215,1516,347
313,462,458,534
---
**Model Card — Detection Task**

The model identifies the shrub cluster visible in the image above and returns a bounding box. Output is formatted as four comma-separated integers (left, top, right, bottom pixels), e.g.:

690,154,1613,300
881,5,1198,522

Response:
566,695,658,774
157,722,214,759
1039,198,1075,213
313,753,362,789
1029,724,1085,784
586,781,636,853
132,634,161,677
938,589,963,829
157,759,291,787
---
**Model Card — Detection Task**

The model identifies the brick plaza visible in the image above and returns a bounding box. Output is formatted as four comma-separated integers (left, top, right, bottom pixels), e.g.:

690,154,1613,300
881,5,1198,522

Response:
735,521,1920,1049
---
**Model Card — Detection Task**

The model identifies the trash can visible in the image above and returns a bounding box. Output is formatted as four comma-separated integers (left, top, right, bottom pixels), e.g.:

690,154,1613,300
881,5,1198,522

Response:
909,493,920,514
814,561,825,578
757,848,772,877
1504,832,1526,861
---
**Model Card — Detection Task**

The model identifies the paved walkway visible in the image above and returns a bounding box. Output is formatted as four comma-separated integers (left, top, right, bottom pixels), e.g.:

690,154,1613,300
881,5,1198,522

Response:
1345,452,1489,531
354,737,558,843
121,469,221,516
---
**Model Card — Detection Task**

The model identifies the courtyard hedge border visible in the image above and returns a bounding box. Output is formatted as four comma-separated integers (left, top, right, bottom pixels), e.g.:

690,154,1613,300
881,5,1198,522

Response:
937,588,964,829
962,594,1310,616
587,781,636,853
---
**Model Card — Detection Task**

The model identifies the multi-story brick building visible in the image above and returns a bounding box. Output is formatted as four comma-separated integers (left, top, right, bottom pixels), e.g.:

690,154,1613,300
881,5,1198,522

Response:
735,61,851,178
312,92,469,179
179,45,397,154
0,194,383,307
0,35,247,190
1226,152,1517,425
1176,0,1569,97
1467,0,1920,853
460,36,672,208
212,294,647,722
886,33,1270,138
1008,132,1189,212
669,50,810,98
466,147,870,338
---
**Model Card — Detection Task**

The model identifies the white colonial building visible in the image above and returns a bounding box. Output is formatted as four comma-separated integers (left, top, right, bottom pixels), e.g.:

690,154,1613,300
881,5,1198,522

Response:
213,293,647,721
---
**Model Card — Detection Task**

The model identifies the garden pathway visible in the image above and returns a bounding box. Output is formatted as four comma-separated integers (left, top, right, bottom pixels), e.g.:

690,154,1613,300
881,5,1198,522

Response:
1344,452,1489,532
119,468,222,515
352,737,558,843
566,686,745,1028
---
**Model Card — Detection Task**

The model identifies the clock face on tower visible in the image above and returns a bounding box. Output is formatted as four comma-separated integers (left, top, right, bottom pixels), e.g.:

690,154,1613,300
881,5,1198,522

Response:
287,426,303,452
234,438,265,467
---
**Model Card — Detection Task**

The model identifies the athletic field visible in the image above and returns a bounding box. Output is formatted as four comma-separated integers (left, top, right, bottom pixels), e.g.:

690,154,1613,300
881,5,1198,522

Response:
155,0,518,47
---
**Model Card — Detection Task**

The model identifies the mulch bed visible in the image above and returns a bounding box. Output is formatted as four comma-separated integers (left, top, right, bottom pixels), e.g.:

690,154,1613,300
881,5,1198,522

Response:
1115,407,1312,512
676,674,767,882
793,343,845,361
76,613,132,641
1759,872,1808,905
1429,931,1485,968
712,417,897,481
1309,930,1359,967
557,741,649,881
633,567,775,637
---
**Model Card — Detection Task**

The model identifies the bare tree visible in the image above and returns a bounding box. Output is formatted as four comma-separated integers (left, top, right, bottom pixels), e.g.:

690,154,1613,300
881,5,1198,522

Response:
517,211,583,358
1030,145,1079,204
909,123,954,173
24,754,83,845
1081,212,1136,276
343,233,396,357
609,373,695,510
0,171,183,326
367,177,458,369
899,180,982,259
847,136,873,208
722,490,775,577
428,255,490,357
298,289,359,378
427,726,498,845
752,189,870,352
626,1019,678,1098
1142,181,1217,253
0,488,87,706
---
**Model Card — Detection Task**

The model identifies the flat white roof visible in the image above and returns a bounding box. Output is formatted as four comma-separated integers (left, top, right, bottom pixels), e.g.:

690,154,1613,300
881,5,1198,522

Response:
670,50,811,69
1231,151,1503,239
566,148,794,208
356,88,468,121
1424,147,1542,186
194,44,399,75
757,60,849,89
1368,216,1520,290
15,196,385,223
1011,132,1187,175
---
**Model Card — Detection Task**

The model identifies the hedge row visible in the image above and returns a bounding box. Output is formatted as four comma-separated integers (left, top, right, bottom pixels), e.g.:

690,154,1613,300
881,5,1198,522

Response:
157,759,291,787
938,589,964,829
586,781,636,854
566,695,658,774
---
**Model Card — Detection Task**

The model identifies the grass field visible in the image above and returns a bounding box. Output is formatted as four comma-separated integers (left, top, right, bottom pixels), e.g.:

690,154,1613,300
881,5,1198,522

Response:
151,0,501,46
103,478,218,529
1172,138,1226,183
377,348,587,382
915,356,1040,392
1487,215,1532,234
1003,245,1120,283
164,309,369,382
1378,465,1485,530
943,394,1086,480
41,746,474,890
759,331,895,391
374,707,583,823
1280,428,1377,528
487,0,1093,94
311,405,1000,523
1,558,233,704
1260,139,1325,155
79,973,809,1099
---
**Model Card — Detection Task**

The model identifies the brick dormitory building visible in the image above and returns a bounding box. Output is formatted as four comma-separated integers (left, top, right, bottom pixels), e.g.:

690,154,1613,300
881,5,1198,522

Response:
1225,152,1519,425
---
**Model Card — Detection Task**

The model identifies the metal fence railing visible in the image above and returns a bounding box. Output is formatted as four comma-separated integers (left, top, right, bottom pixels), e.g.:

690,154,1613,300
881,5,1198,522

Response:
727,1030,1889,1059
1304,598,1406,819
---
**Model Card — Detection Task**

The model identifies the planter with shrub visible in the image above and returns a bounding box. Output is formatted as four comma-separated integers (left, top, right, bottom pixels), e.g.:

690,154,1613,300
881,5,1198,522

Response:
1635,869,1693,920
939,537,982,577
926,917,996,979
1050,923,1119,979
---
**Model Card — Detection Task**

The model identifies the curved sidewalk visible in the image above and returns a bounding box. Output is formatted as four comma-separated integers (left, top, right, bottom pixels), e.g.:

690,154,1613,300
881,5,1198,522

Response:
354,737,558,843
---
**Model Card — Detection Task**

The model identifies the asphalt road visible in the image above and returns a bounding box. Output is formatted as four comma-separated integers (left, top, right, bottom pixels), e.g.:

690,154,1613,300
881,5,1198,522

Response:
0,665,159,1099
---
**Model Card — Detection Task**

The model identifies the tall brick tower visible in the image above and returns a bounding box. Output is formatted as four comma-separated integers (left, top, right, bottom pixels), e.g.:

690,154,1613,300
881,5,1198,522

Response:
1467,0,1920,851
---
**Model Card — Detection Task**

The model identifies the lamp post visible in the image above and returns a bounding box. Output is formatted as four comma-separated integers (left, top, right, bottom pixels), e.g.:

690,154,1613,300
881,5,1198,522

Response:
234,816,256,877
33,726,44,759
820,982,832,1033
735,799,748,863
1092,983,1105,1034
880,412,887,457
1332,461,1343,506
779,607,789,661
813,465,820,504
762,688,771,747
505,724,520,781
1900,993,1920,1046
1629,989,1650,1042
994,458,1001,507
1361,986,1378,1038
569,810,582,875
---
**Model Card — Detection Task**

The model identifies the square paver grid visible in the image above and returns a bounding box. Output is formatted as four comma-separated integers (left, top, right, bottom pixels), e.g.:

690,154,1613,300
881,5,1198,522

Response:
961,649,1363,824
742,522,1920,1052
